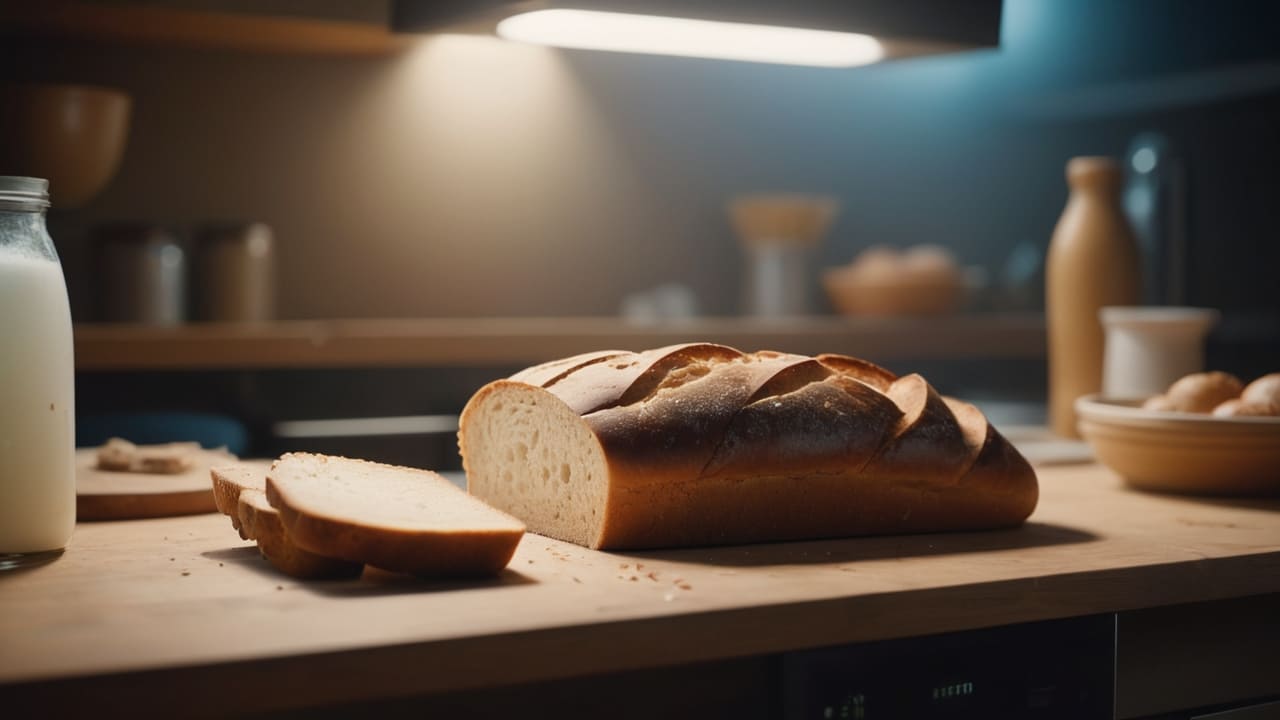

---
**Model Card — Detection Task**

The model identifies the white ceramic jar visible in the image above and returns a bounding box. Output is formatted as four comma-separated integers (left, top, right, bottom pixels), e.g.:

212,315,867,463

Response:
1100,306,1219,400
0,176,76,568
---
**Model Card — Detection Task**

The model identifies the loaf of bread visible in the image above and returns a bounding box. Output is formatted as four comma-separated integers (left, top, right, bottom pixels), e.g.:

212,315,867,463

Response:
459,343,1038,550
265,453,526,577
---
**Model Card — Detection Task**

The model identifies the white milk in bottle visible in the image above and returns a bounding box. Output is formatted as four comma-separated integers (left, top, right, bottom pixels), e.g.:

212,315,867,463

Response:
0,177,75,566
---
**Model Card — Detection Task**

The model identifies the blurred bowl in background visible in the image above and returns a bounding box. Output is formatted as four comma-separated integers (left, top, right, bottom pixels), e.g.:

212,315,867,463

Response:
823,270,966,316
0,84,132,208
823,244,980,316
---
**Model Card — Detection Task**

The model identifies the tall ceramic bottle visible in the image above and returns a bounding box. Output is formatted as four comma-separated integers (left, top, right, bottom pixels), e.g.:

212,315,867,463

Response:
1046,157,1142,438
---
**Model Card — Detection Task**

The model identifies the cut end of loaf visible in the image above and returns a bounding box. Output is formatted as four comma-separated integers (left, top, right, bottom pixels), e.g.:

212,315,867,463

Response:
460,381,610,549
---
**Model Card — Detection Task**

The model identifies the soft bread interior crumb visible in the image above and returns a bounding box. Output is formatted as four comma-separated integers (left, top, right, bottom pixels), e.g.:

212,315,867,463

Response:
211,464,269,539
270,454,522,532
237,487,276,539
462,383,608,548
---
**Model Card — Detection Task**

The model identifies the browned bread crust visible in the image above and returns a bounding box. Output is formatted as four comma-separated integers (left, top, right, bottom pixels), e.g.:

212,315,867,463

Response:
211,464,266,540
212,464,361,578
236,489,363,580
460,344,1038,550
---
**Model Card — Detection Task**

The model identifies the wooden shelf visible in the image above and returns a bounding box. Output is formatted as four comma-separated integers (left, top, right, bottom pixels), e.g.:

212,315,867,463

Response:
73,313,1047,371
0,1,411,56
1,463,1277,714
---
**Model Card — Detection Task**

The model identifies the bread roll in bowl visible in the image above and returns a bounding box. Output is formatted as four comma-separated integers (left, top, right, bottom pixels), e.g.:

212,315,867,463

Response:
1165,372,1245,414
900,244,962,285
1242,373,1280,409
1212,399,1278,418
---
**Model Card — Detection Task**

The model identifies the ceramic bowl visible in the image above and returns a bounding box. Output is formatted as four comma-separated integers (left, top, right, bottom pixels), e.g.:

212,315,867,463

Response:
1076,394,1280,495
823,271,966,317
0,84,132,208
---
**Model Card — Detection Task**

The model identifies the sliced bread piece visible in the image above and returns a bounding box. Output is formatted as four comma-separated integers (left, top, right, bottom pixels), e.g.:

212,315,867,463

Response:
211,464,267,540
96,437,137,471
134,442,202,474
265,453,525,577
101,439,205,474
236,488,363,580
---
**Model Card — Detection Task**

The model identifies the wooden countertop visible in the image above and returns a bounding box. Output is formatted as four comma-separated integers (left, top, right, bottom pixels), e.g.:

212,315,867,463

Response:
2,462,1278,715
73,314,1046,370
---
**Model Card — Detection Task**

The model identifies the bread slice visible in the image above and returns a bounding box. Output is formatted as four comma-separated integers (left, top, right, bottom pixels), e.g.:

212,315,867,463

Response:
134,442,201,474
211,464,267,540
96,437,137,471
265,453,525,577
213,464,363,578
236,488,363,580
98,435,202,474
99,438,206,474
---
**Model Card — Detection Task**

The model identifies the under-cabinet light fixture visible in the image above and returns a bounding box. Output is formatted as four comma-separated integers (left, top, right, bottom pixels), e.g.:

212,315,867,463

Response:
496,9,885,67
391,1,1002,67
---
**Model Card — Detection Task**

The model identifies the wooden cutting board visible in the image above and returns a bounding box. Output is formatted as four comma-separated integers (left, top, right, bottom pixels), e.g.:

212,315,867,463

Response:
75,448,266,521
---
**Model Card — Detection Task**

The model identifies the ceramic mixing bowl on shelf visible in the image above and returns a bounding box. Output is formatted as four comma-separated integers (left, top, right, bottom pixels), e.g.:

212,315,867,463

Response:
822,244,981,317
1076,394,1280,496
0,84,132,208
822,270,966,316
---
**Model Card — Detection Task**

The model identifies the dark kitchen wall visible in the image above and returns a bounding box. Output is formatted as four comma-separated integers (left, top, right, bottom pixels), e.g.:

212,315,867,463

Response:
552,0,1280,318
6,1,1280,336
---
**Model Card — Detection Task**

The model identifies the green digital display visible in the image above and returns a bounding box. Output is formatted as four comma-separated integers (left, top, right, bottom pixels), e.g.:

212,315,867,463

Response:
932,680,975,701
821,692,865,719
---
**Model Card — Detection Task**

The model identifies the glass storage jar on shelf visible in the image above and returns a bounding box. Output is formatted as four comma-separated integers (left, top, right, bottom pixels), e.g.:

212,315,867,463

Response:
0,176,75,568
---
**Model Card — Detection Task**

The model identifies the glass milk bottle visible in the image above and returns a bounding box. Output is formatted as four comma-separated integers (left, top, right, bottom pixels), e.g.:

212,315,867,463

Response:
1046,158,1142,438
0,176,75,568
